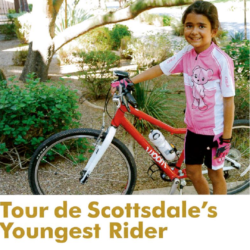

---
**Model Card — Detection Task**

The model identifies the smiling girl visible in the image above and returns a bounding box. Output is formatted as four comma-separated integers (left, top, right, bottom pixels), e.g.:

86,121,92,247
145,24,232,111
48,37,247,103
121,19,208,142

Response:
111,1,235,194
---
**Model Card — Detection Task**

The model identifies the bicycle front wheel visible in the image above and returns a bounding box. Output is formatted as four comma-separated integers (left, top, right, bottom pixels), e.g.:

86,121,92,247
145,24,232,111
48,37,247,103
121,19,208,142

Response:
225,119,250,194
28,128,137,195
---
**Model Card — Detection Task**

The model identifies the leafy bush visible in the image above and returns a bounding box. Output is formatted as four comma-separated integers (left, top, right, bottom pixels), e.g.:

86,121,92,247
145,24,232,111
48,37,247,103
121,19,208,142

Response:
223,40,250,80
216,28,228,40
215,28,229,47
133,80,174,133
0,11,17,40
0,76,81,170
28,4,33,12
57,27,112,65
171,18,184,36
110,24,131,50
124,32,173,69
12,49,28,66
230,31,244,42
120,36,132,59
0,23,16,40
82,27,112,51
234,78,249,120
74,50,120,99
162,15,172,26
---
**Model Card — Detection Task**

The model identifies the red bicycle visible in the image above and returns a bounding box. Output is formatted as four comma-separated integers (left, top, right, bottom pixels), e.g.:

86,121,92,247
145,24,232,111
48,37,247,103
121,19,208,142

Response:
28,71,250,195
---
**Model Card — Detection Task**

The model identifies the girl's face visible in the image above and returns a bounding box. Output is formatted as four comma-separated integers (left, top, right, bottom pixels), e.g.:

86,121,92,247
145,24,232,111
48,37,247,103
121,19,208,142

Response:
184,12,217,54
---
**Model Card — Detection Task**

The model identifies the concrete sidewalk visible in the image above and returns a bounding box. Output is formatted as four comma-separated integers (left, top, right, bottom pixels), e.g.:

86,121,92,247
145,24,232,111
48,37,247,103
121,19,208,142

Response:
133,186,250,195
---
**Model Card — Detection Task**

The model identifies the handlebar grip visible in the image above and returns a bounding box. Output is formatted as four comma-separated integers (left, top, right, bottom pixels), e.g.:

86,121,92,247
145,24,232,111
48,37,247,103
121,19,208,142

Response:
124,90,137,108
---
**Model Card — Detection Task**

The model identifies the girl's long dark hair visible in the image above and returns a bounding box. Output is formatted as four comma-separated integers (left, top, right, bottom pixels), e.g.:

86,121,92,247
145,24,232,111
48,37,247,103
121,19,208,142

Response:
182,1,220,45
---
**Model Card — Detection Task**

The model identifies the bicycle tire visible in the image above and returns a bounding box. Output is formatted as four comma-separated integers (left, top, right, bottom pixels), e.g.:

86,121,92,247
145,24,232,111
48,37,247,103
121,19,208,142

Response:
226,119,250,194
28,128,137,195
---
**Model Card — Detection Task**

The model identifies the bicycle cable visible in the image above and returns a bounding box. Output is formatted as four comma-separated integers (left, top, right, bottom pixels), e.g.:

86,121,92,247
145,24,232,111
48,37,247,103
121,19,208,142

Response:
104,87,113,120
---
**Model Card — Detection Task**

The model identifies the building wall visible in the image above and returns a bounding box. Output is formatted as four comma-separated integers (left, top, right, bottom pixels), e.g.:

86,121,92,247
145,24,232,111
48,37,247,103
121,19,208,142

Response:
0,0,15,14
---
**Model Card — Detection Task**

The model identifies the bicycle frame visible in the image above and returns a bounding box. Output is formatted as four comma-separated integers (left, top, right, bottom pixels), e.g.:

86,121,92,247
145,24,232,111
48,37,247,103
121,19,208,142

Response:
82,98,242,186
111,104,187,181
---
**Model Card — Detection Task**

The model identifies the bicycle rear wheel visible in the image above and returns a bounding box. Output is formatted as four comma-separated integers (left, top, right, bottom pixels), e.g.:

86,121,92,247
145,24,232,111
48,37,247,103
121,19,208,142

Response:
225,119,250,194
28,128,137,195
202,120,250,194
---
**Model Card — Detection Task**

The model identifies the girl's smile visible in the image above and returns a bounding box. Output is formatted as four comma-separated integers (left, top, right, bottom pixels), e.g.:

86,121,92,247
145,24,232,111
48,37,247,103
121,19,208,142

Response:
184,13,217,54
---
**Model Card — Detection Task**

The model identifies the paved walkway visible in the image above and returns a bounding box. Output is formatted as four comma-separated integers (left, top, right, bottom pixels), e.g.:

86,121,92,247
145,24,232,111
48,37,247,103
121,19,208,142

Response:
133,186,250,195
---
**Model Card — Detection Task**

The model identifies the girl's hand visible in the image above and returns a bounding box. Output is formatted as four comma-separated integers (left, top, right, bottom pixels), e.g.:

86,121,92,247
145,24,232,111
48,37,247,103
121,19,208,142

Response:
110,78,133,95
215,136,231,161
111,87,117,95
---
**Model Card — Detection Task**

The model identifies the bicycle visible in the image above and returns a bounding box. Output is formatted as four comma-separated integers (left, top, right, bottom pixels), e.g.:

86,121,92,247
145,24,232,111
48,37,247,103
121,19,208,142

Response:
28,71,250,195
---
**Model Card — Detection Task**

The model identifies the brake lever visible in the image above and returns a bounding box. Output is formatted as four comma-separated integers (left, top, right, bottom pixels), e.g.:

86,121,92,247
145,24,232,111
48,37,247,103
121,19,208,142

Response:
118,84,123,95
122,95,131,112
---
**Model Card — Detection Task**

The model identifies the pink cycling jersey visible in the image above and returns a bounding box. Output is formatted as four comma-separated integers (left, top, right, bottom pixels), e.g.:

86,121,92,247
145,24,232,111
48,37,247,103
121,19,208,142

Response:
160,42,235,136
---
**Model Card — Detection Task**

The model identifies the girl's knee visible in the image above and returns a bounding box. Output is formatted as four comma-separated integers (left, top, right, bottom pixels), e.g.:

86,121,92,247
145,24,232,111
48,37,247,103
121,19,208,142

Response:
186,165,202,180
208,169,224,184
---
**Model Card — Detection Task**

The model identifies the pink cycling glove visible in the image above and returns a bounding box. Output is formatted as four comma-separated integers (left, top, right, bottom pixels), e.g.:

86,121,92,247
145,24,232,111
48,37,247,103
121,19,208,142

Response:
111,78,132,90
215,137,231,161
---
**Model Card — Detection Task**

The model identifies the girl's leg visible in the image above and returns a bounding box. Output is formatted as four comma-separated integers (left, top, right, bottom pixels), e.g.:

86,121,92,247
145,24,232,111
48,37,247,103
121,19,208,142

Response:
207,168,227,194
186,164,210,194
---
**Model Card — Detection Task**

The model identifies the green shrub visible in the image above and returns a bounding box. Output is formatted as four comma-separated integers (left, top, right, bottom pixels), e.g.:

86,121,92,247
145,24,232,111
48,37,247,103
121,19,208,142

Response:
216,28,229,47
57,27,112,65
216,28,228,40
74,50,120,99
0,11,16,40
124,32,173,70
12,49,28,66
223,40,250,80
235,78,249,120
28,4,33,12
162,15,172,26
133,80,174,133
110,24,131,50
82,27,112,51
0,76,81,170
230,31,244,42
171,18,184,36
120,36,132,59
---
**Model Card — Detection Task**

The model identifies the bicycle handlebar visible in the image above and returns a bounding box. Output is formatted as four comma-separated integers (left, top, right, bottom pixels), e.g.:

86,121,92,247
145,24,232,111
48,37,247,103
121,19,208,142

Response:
113,70,138,110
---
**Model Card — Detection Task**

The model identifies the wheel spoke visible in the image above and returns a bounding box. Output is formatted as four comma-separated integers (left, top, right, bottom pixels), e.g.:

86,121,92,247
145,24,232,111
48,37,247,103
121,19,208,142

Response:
30,129,135,195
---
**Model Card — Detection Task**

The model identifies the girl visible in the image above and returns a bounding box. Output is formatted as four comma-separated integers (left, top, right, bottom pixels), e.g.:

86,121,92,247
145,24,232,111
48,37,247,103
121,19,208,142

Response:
111,1,235,194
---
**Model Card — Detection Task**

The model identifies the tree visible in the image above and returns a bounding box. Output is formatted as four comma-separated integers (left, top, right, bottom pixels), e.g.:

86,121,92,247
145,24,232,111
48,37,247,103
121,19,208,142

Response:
14,0,29,12
244,0,247,40
20,0,193,82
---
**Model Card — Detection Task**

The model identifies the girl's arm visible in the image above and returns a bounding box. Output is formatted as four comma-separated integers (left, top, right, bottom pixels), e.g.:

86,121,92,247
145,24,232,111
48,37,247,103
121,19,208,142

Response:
223,96,235,139
111,65,163,94
131,65,163,84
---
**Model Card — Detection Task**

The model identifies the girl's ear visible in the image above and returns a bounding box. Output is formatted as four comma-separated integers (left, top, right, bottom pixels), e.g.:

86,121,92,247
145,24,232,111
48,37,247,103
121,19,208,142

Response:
212,29,218,38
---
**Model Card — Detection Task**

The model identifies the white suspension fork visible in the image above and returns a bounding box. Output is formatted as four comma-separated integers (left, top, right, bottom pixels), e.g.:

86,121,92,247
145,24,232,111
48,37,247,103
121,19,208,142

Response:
80,126,117,183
